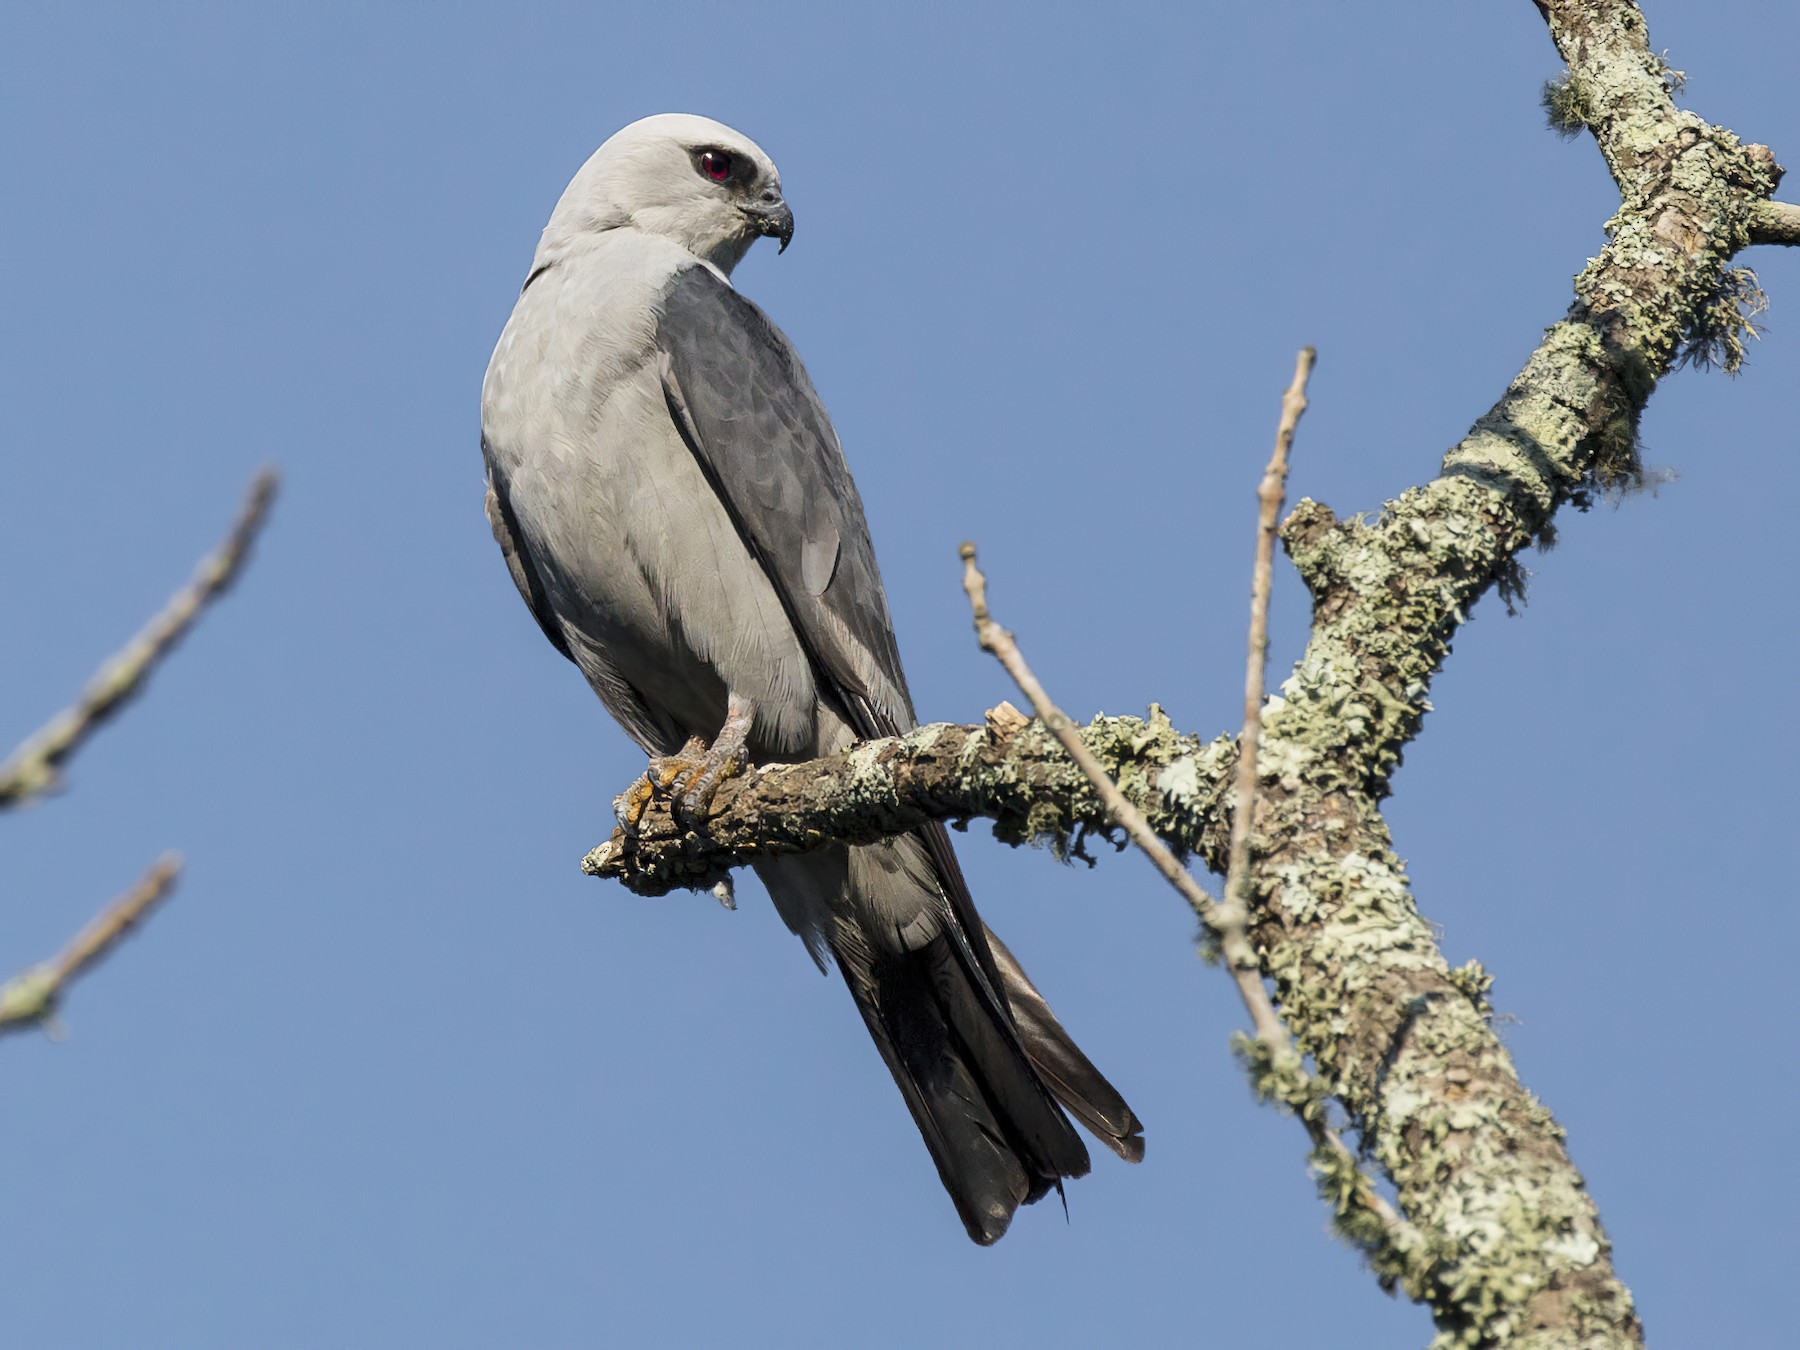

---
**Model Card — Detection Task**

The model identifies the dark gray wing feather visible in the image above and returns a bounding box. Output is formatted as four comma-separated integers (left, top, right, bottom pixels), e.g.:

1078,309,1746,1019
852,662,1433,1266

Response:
656,270,1015,989
832,916,1091,1244
654,266,911,735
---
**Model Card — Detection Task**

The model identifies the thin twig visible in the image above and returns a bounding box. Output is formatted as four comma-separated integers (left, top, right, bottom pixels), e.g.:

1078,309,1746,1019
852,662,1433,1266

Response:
959,349,1405,1240
0,855,182,1035
1210,351,1401,1218
960,546,1248,971
1217,346,1314,1005
1219,351,1404,1234
959,546,1219,923
0,468,279,808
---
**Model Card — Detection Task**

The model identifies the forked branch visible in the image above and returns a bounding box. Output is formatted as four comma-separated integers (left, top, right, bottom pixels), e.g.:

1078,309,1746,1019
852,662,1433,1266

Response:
588,3,1795,1342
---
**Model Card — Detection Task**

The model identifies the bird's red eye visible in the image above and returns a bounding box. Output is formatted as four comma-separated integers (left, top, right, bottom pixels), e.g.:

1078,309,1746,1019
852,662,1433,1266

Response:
700,150,733,182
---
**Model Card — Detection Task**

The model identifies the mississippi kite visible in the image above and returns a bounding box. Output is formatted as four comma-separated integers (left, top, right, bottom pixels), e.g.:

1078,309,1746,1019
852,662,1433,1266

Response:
481,113,1142,1243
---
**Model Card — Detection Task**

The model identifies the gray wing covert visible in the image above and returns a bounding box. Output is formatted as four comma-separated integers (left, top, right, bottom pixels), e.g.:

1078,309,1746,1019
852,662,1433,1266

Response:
653,265,914,737
653,266,1016,1003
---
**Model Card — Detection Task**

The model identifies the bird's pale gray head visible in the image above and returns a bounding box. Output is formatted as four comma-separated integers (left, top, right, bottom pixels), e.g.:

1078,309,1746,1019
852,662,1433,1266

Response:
537,113,793,275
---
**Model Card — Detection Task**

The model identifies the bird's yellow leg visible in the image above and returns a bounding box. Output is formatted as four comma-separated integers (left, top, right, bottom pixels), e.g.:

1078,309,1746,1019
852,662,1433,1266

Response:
668,696,755,824
614,695,755,832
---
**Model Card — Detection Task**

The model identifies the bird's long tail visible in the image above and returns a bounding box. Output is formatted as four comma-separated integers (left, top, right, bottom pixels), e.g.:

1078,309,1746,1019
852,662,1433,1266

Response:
983,927,1146,1165
832,914,1090,1244
756,838,1139,1244
758,834,1141,1244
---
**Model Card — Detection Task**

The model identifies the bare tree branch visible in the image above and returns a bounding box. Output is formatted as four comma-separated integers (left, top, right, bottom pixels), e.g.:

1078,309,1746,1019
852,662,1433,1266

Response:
959,548,1222,923
0,468,279,809
1217,347,1313,995
0,856,182,1036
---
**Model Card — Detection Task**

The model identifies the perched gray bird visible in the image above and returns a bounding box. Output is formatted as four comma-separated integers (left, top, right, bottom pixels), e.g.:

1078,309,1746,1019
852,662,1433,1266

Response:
481,113,1142,1243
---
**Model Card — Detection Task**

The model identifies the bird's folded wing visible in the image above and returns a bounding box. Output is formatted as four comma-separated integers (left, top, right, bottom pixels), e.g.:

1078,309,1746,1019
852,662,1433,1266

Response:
654,264,1021,1002
654,263,913,737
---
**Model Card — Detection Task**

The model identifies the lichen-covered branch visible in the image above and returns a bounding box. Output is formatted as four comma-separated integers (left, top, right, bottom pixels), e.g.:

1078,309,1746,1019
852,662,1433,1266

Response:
959,548,1234,952
588,3,1786,1344
1748,199,1800,246
1237,4,1782,1342
0,468,279,809
586,711,1235,892
0,856,182,1036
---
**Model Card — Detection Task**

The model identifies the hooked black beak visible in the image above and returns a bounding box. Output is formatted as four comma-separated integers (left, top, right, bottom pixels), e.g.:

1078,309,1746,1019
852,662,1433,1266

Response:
744,192,795,254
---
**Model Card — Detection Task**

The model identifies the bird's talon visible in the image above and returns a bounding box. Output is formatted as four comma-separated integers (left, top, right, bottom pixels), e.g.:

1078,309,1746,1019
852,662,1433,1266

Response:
615,775,659,833
616,736,711,832
672,747,748,826
646,736,707,793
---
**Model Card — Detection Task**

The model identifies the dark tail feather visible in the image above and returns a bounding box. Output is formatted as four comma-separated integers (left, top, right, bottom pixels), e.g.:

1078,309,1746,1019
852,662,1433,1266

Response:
984,928,1146,1164
917,821,1145,1162
833,924,1091,1245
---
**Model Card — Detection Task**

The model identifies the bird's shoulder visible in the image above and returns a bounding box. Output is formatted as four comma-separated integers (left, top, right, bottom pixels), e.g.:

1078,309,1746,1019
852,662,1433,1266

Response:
482,232,705,451
652,261,811,389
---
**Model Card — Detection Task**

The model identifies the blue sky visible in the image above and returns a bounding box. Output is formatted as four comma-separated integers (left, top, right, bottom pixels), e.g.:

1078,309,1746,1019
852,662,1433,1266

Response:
2,3,1794,1345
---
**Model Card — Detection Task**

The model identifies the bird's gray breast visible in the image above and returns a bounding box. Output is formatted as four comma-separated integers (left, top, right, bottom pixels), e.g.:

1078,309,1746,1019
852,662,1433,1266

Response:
480,231,818,755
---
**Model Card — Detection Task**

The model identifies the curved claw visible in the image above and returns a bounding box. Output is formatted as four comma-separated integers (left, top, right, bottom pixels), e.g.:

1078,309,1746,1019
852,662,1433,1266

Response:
619,699,756,833
614,775,657,833
616,735,707,833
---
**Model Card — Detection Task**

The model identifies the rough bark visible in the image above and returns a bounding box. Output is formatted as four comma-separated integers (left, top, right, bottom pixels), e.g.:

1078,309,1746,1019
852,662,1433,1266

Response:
586,711,1235,893
590,3,1794,1344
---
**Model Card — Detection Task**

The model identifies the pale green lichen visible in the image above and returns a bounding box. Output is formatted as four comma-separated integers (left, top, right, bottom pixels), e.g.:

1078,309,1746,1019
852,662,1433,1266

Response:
1233,1029,1320,1116
1542,73,1597,139
1675,265,1767,373
0,963,58,1026
1648,50,1687,97
1446,960,1496,1016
